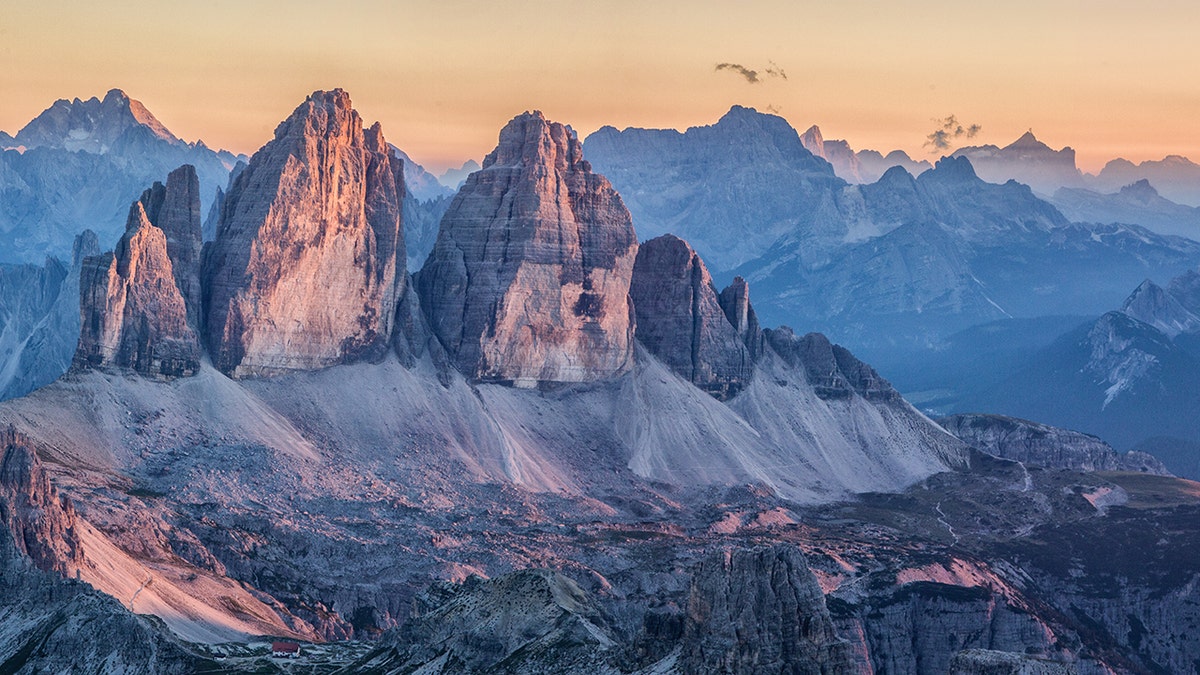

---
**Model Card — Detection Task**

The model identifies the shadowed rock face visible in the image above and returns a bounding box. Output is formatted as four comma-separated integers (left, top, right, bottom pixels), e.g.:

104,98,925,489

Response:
202,89,407,378
74,199,201,378
682,546,855,674
718,275,764,360
417,110,638,386
631,234,754,399
765,328,899,401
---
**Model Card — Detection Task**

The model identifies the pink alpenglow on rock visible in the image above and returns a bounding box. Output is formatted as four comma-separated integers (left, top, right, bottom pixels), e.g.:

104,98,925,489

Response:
74,197,201,379
202,89,407,378
417,111,638,386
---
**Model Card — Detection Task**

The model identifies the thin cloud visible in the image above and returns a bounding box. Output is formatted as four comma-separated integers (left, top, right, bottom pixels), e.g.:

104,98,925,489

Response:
714,61,789,85
715,63,759,84
924,115,981,152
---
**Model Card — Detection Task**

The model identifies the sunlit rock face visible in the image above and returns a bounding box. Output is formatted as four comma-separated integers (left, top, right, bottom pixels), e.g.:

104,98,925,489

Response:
0,426,83,575
630,234,754,399
417,111,638,386
202,89,407,378
74,197,201,378
136,164,203,329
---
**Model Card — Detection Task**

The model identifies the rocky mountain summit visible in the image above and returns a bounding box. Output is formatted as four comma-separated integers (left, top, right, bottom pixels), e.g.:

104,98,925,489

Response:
11,88,182,154
203,89,408,377
1092,154,1200,207
0,89,237,265
417,110,638,385
953,131,1085,196
1119,272,1200,337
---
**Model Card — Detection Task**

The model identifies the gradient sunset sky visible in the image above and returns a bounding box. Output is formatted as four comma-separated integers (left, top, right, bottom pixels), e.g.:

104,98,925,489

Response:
3,0,1198,173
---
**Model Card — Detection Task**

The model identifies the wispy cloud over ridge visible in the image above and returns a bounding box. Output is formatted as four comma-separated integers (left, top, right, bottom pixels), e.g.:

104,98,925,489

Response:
714,61,788,85
924,115,982,151
715,63,759,83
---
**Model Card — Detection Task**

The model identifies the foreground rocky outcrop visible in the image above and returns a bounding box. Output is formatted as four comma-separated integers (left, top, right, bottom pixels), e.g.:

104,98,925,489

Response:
417,110,638,386
680,546,854,674
0,425,83,575
73,192,201,378
354,570,619,673
939,413,1169,474
203,89,407,377
630,234,755,398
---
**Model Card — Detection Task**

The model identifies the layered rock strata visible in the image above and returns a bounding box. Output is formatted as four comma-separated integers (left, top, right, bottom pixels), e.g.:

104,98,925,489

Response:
417,111,637,385
74,196,201,378
938,413,1169,474
630,234,754,398
203,89,407,377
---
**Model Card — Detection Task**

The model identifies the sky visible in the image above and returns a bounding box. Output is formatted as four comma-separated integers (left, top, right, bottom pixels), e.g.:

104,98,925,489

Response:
2,0,1199,173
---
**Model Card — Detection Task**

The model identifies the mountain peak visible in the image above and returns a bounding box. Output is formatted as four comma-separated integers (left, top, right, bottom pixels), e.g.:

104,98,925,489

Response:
15,88,180,153
927,155,978,182
418,110,638,385
1119,178,1159,200
483,110,585,173
1001,130,1056,154
203,88,408,377
800,125,825,157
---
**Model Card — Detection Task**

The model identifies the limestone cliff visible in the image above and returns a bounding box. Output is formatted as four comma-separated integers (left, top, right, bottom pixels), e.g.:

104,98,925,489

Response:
136,164,203,327
202,89,406,377
417,111,637,386
74,198,201,378
630,234,754,399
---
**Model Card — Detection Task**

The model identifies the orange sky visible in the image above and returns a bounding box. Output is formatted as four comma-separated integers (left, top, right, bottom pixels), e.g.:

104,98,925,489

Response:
2,0,1198,173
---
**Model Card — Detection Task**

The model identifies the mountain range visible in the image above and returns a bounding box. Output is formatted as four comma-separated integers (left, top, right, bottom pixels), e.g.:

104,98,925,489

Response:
1,89,1199,673
586,108,1200,357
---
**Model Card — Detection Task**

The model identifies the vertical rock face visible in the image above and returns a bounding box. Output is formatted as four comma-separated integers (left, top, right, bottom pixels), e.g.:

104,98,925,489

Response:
137,164,203,327
0,426,82,575
630,234,754,398
681,546,855,674
74,199,201,378
718,275,764,360
202,89,407,377
417,111,637,386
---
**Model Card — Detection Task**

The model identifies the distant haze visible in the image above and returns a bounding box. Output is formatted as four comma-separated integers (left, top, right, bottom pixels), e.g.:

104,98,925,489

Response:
2,0,1198,173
